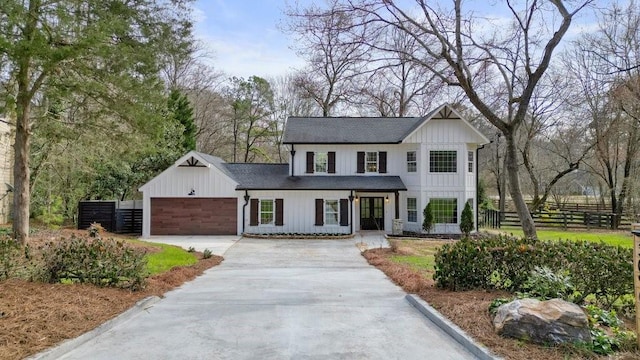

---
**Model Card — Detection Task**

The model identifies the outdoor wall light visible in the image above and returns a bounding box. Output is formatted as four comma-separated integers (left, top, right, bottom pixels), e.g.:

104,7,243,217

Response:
188,188,195,196
385,196,389,202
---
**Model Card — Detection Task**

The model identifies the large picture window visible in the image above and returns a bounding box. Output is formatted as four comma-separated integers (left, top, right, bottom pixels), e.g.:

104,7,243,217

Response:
260,199,274,225
430,198,458,224
407,198,417,223
366,152,378,172
429,150,457,173
315,152,328,173
325,200,339,225
407,151,417,173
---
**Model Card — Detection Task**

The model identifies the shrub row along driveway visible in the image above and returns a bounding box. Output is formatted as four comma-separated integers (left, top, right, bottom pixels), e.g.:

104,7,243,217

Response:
58,238,476,359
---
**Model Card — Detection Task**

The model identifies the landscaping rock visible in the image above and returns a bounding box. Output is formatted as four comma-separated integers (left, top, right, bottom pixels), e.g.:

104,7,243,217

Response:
493,298,591,345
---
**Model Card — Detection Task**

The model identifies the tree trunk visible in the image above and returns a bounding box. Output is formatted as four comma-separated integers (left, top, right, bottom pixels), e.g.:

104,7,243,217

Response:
499,155,507,213
13,94,31,244
505,134,537,239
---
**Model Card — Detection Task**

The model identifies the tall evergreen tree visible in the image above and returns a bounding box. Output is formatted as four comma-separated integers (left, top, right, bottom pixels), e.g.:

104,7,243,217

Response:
168,89,197,152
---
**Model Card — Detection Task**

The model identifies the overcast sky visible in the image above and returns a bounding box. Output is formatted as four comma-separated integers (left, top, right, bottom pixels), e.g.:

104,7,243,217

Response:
192,0,606,80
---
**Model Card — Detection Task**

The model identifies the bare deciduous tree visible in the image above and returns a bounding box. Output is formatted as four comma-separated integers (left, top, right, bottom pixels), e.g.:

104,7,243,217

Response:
287,0,594,238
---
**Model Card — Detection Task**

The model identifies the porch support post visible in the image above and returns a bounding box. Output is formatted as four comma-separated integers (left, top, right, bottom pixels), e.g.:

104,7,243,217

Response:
349,190,355,235
395,191,399,219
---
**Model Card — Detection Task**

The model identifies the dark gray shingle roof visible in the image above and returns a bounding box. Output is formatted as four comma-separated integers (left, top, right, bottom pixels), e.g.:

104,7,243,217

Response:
282,116,425,144
223,163,406,191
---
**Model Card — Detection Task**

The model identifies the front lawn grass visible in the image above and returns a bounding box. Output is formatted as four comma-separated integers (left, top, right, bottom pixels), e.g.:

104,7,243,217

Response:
129,240,198,275
487,227,633,248
388,240,449,275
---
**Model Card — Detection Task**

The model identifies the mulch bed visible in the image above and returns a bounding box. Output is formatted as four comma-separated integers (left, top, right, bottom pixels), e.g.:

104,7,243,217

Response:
363,248,640,360
0,230,223,360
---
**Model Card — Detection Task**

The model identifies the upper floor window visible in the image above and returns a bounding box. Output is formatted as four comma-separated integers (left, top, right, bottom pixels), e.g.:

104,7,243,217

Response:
407,197,417,223
429,150,457,173
366,152,378,172
468,151,474,173
431,198,458,224
315,152,328,173
407,151,417,173
260,199,274,225
324,200,339,225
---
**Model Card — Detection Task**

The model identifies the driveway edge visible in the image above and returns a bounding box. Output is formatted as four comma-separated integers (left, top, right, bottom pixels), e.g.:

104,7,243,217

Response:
405,294,501,360
28,296,161,360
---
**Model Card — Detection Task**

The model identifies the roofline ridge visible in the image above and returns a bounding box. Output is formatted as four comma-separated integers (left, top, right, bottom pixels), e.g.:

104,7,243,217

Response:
226,162,289,165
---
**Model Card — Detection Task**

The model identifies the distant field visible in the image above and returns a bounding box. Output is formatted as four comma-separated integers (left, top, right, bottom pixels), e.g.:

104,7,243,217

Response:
484,227,634,248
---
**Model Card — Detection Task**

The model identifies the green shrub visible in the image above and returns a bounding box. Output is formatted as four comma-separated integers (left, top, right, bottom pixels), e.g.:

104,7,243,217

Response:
459,202,474,237
521,266,574,301
582,305,637,355
0,236,20,280
202,249,212,259
433,234,633,309
40,235,147,290
422,202,434,233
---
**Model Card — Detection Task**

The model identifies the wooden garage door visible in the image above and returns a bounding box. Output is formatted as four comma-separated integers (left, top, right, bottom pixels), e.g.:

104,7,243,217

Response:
151,198,237,235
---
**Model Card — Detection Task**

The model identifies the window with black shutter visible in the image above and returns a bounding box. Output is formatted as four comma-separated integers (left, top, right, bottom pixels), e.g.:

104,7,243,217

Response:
357,152,365,173
275,199,284,226
315,199,324,225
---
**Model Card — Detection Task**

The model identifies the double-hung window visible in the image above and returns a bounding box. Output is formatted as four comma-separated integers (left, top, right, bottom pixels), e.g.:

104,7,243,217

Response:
407,151,417,173
260,199,274,225
366,152,378,173
468,151,474,173
315,152,328,173
324,200,339,225
429,150,457,173
407,198,417,223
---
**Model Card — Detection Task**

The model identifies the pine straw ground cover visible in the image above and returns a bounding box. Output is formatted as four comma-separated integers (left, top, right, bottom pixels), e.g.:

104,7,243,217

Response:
0,229,223,360
363,239,640,360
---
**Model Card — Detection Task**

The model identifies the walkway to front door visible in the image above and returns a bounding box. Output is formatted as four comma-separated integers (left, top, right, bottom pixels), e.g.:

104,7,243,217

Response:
360,196,384,230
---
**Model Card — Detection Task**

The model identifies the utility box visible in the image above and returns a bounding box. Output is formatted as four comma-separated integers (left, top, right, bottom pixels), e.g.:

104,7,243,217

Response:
392,219,403,235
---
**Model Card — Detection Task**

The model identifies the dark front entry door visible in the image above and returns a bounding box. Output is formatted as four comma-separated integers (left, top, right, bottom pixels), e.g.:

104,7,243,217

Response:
360,197,384,230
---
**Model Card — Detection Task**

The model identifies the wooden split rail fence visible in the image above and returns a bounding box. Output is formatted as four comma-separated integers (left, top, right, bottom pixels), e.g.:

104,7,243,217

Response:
482,209,633,230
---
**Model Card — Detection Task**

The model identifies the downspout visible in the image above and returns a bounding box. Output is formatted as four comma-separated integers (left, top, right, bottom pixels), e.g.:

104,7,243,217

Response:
349,190,354,235
242,190,250,234
290,144,296,176
476,144,488,232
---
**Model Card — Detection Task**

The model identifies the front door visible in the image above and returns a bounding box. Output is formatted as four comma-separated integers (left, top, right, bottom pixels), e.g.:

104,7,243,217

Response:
360,197,384,230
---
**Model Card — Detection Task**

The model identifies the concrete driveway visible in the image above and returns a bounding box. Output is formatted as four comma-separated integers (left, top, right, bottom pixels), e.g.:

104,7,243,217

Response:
56,237,477,360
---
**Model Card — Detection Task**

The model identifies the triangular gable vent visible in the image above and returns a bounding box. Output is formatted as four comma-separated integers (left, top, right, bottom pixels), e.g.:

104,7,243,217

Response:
436,106,456,119
178,156,207,167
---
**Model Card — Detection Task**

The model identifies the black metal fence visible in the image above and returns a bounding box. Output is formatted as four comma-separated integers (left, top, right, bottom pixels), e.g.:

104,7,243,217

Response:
78,201,142,234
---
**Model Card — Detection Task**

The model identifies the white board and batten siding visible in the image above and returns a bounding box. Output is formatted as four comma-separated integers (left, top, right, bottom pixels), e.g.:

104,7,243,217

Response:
140,164,239,237
244,190,352,234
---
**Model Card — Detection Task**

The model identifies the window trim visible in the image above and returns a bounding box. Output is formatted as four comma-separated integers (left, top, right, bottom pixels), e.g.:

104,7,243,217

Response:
407,151,417,173
429,150,458,173
259,199,275,226
407,197,417,223
365,151,378,173
324,199,340,226
315,152,328,173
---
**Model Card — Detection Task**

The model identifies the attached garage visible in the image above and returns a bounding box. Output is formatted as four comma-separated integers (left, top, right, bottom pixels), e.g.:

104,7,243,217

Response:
150,198,237,235
139,152,241,237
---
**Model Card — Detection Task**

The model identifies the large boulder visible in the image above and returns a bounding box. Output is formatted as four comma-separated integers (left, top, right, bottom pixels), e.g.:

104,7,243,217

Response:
493,298,591,345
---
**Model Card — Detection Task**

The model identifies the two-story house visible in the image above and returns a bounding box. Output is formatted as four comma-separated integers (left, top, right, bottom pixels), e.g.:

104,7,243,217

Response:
139,104,489,237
